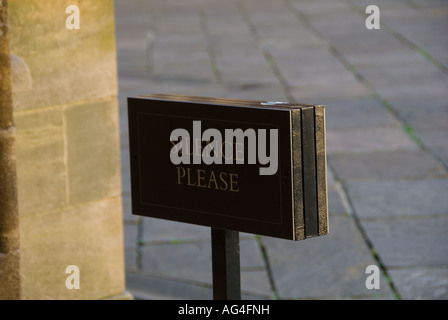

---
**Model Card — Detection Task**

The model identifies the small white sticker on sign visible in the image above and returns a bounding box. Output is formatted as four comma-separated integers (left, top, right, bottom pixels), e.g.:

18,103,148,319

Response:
260,101,288,106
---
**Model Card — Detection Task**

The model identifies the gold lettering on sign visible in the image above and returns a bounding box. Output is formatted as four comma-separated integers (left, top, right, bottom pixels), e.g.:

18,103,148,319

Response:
176,166,239,192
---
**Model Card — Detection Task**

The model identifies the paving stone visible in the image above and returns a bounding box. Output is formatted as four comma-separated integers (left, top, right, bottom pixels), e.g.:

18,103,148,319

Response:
373,4,421,20
123,224,139,250
289,0,351,16
126,272,212,300
432,147,448,168
239,238,267,269
418,42,448,68
328,27,404,51
327,187,348,215
277,60,350,88
152,62,216,84
329,149,447,181
389,267,448,300
152,10,203,36
114,0,448,300
141,241,213,284
325,98,399,130
288,72,361,88
346,50,426,70
290,82,370,104
151,34,216,82
122,194,138,223
375,81,448,103
203,5,251,36
140,237,271,296
240,271,273,299
397,103,448,130
369,71,448,100
361,217,448,267
125,249,138,272
388,96,448,115
415,128,448,149
142,218,211,243
142,226,265,268
297,11,364,38
326,127,418,154
214,51,278,85
116,39,149,74
273,47,346,68
224,83,287,101
385,15,448,40
358,64,448,90
346,179,448,218
261,215,394,299
326,166,337,187
117,76,225,99
259,33,324,53
126,272,266,300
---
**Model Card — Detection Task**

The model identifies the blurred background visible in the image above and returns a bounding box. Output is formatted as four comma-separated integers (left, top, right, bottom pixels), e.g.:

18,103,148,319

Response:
117,0,448,299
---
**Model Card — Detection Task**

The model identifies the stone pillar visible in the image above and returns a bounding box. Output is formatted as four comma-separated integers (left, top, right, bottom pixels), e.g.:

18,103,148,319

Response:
5,0,127,299
0,0,21,300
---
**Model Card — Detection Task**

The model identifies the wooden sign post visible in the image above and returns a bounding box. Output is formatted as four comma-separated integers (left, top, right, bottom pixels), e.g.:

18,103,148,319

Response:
127,94,329,299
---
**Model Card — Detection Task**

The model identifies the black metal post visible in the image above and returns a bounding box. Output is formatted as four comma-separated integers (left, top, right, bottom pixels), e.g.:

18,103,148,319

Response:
211,228,241,300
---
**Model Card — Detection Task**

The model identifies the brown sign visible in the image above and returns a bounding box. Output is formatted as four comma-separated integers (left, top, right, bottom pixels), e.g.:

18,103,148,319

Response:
127,94,328,240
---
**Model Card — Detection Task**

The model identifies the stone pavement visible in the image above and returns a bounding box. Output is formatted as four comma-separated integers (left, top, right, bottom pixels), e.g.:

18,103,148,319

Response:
115,0,448,300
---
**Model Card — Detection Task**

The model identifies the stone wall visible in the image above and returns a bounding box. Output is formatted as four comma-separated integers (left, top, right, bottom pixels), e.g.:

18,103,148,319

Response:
0,0,21,300
4,0,125,299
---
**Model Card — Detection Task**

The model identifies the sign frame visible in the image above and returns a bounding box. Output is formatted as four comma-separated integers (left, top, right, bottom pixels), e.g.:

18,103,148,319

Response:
128,94,328,240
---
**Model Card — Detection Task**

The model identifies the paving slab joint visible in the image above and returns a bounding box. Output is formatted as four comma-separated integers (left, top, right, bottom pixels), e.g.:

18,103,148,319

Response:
328,162,402,300
255,235,280,300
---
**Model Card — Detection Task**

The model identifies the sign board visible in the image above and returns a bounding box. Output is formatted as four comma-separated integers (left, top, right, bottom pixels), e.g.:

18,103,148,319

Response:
128,94,328,240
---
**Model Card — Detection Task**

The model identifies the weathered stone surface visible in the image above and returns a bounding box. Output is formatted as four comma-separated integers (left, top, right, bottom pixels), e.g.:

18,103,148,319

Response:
0,250,21,300
0,130,20,252
9,54,32,93
8,0,125,300
65,98,121,205
0,0,13,128
20,197,124,300
0,0,21,300
14,108,66,216
8,0,117,111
